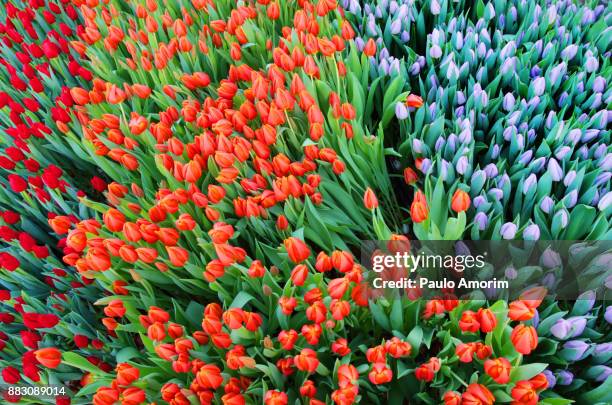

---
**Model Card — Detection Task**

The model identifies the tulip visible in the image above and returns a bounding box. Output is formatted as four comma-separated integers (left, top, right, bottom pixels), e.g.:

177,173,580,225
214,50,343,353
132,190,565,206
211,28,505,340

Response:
34,347,61,368
560,340,590,361
363,187,379,210
484,357,511,383
368,362,392,384
284,237,311,263
443,391,461,405
451,189,470,212
461,383,495,405
511,381,538,405
511,324,538,355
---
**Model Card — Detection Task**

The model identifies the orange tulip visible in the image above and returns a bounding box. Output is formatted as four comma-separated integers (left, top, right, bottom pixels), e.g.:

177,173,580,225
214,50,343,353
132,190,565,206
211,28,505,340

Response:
511,324,538,354
511,381,538,405
368,363,392,385
477,308,497,332
166,246,188,266
405,94,424,108
403,167,418,184
363,187,378,210
363,38,376,57
34,347,61,369
451,189,471,212
293,348,319,373
284,237,311,263
484,357,511,383
443,391,461,405
461,383,495,405
509,300,536,321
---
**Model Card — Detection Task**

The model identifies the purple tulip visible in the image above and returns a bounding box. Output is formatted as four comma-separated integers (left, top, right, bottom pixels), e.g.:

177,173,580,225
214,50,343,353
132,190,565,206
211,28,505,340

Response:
553,209,569,228
541,248,562,268
590,366,612,382
390,19,401,34
505,266,517,280
540,196,554,213
593,343,612,358
420,159,432,174
556,370,573,385
551,319,572,339
491,144,500,159
503,93,515,111
567,129,581,145
561,44,578,60
595,172,611,187
430,44,442,59
484,163,498,178
543,370,556,388
565,190,578,208
489,188,503,201
473,195,486,209
523,224,540,241
598,191,612,211
474,212,488,231
585,56,599,72
523,174,537,194
532,77,546,96
519,151,533,166
605,306,612,324
500,222,517,239
561,340,590,361
547,158,563,181
395,102,408,120
582,129,600,142
430,0,440,15
563,170,576,187
542,272,556,289
593,76,606,93
555,146,571,160
456,156,468,175
551,317,587,339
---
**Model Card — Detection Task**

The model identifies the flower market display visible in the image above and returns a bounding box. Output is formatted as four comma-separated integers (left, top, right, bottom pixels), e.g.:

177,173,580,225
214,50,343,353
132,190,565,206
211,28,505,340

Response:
0,0,610,404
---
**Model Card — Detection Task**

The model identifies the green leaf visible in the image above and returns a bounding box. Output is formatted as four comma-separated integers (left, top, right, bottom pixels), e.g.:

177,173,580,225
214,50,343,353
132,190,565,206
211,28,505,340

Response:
390,299,403,330
230,291,255,309
510,363,547,382
405,325,423,354
62,352,105,374
369,301,391,331
115,347,141,363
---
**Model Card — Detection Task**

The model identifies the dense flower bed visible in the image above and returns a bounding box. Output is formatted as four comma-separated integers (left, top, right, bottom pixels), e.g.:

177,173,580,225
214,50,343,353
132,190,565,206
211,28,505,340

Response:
0,0,610,404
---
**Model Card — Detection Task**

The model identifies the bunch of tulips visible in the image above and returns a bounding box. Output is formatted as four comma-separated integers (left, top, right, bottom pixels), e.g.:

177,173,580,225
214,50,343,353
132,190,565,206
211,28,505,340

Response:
345,0,611,240
0,0,610,404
